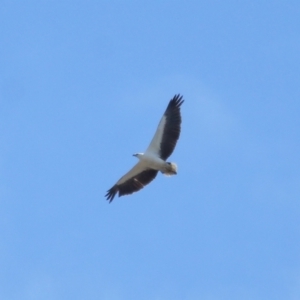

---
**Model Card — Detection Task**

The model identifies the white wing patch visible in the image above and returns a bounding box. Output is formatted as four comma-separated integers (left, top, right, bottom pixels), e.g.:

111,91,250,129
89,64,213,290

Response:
116,161,147,185
145,115,166,156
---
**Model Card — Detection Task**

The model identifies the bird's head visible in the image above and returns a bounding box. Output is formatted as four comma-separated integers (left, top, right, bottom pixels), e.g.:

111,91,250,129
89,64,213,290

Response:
133,153,144,159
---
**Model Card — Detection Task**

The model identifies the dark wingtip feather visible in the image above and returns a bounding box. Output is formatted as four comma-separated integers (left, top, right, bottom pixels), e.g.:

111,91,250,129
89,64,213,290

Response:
105,185,118,203
159,94,184,160
167,94,184,109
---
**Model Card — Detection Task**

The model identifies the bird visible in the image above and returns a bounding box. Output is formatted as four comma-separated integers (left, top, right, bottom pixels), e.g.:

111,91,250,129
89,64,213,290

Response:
105,94,184,202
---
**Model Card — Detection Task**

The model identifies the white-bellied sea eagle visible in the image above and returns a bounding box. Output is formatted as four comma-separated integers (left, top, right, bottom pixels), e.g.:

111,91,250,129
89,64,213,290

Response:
105,94,184,202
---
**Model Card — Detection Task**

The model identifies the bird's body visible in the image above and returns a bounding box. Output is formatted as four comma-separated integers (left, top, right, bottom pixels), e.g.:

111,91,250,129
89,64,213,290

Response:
134,153,178,175
105,94,184,202
134,153,165,170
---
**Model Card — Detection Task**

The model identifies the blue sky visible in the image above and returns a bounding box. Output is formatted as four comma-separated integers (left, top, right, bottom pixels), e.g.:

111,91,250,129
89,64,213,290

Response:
1,1,300,299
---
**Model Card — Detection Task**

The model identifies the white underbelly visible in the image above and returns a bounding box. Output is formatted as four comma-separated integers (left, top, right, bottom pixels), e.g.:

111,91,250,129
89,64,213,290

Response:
140,153,165,170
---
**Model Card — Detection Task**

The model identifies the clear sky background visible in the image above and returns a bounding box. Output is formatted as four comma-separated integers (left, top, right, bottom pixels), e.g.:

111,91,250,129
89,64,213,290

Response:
1,1,300,299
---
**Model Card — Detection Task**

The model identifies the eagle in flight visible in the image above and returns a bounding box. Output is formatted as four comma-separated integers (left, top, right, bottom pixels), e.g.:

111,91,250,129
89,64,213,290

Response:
105,94,184,202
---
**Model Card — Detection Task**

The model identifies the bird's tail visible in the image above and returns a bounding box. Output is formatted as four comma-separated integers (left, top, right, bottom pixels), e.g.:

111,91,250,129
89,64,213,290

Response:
161,162,177,176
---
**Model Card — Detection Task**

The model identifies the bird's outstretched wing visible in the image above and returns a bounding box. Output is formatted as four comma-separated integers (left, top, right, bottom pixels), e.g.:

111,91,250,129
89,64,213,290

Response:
105,162,158,202
145,94,184,160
